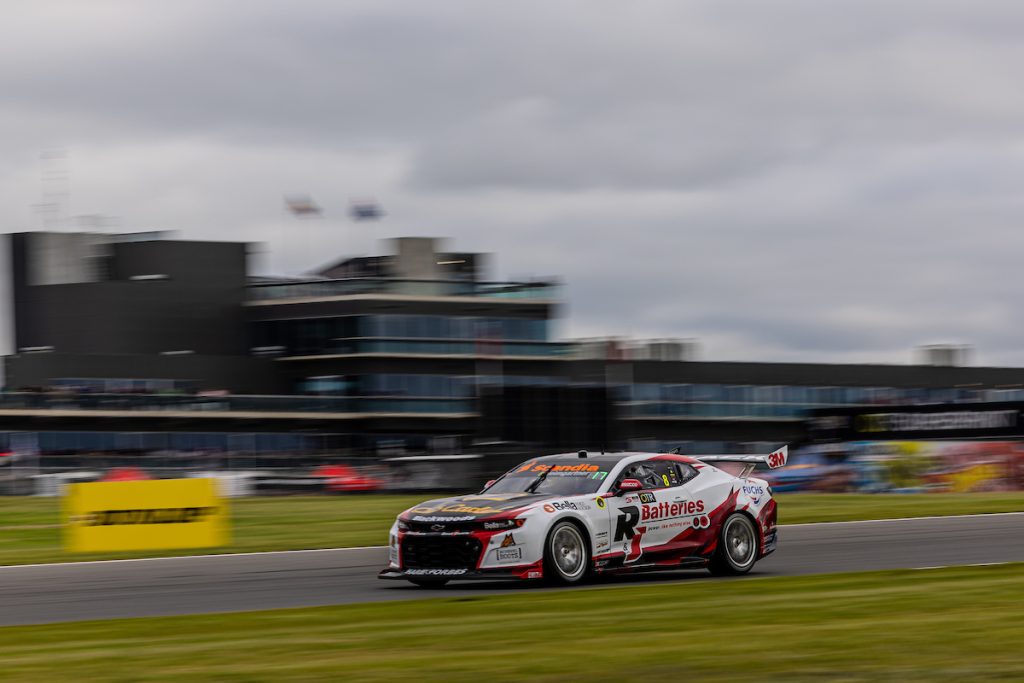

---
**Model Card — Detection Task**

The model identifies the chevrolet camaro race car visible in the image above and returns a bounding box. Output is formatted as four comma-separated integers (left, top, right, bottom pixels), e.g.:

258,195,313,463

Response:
379,446,787,587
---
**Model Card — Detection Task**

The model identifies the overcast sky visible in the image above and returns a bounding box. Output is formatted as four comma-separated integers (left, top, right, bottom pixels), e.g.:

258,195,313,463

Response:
4,1,1024,365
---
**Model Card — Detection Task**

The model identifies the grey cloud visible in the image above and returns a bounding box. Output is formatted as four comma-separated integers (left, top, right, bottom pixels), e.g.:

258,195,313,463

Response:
4,1,1024,365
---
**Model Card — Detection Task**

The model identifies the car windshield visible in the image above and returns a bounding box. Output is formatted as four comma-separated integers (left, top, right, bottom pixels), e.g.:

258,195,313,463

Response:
484,461,611,496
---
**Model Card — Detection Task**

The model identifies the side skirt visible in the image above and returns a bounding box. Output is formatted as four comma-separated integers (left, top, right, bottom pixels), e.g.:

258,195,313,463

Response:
593,556,709,576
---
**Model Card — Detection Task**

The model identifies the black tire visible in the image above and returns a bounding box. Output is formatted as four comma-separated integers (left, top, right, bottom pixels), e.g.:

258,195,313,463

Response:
543,520,590,584
408,578,449,589
708,513,759,576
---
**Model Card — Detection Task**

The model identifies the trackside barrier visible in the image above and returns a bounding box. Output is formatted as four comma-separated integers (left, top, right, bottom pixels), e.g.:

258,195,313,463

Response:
63,478,228,552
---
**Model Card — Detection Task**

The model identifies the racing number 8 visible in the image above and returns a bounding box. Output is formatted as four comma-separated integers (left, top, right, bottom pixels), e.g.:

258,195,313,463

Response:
662,474,670,487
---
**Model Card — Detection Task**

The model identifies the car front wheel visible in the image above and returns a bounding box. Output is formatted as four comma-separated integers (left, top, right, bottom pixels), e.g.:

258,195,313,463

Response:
543,520,590,584
708,512,759,576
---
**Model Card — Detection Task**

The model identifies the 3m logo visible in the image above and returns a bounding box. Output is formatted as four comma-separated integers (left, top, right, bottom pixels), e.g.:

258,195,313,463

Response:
766,447,788,469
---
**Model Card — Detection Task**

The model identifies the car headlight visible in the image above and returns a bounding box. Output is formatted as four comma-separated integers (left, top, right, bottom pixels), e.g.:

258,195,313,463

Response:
482,518,525,531
397,519,409,532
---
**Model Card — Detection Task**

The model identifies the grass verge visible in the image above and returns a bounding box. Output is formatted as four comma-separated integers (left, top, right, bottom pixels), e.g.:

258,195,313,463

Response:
1,564,1022,681
0,491,1022,566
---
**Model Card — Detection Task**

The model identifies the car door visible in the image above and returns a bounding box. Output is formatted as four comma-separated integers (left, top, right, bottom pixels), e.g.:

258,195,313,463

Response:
606,459,679,564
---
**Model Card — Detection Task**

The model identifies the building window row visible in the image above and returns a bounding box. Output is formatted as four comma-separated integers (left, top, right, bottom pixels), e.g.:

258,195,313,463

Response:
253,315,550,356
623,383,1008,406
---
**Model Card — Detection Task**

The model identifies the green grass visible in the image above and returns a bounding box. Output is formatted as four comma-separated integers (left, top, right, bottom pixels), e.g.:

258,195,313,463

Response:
1,564,1022,681
1,492,1022,566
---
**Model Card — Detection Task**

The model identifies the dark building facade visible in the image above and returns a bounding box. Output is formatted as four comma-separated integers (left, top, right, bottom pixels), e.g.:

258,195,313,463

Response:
4,231,1024,465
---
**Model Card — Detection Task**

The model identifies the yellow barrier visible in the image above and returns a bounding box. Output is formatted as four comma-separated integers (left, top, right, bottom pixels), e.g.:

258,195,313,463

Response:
64,478,228,552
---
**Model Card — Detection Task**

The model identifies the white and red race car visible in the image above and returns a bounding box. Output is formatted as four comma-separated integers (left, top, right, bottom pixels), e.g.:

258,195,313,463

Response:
379,446,786,587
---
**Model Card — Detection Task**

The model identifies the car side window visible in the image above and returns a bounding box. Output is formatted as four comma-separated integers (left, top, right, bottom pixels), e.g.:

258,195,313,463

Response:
673,463,698,485
618,462,667,490
632,460,698,489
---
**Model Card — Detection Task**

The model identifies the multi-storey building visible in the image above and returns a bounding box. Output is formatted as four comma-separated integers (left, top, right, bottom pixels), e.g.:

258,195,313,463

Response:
3,230,1024,467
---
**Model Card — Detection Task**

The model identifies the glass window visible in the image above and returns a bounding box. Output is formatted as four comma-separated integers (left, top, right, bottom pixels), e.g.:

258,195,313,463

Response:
618,461,668,490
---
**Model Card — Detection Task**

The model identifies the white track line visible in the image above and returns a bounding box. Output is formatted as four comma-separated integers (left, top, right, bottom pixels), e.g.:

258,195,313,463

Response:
1,510,1021,571
0,545,384,571
782,510,1024,528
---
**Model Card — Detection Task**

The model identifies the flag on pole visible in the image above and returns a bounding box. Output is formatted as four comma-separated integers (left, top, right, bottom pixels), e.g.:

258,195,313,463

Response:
285,194,322,216
349,199,383,221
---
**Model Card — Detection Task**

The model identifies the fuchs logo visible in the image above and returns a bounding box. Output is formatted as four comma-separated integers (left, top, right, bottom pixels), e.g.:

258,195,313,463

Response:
742,484,765,504
640,500,704,521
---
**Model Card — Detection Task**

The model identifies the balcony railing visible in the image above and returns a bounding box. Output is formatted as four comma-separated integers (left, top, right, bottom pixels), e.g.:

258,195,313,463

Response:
0,393,475,415
279,338,576,358
623,401,816,419
248,278,559,302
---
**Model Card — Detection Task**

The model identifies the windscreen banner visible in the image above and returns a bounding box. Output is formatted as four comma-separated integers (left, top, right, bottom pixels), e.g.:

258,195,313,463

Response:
64,478,228,552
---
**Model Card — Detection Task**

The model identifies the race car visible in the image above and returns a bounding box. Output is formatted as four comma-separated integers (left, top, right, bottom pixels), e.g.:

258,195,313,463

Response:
379,446,786,587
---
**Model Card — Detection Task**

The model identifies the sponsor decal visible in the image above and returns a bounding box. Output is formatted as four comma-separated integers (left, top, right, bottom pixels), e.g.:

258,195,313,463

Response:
742,484,765,504
638,492,657,504
389,545,399,565
500,533,517,548
73,507,218,526
436,504,508,515
543,504,556,513
527,571,543,579
497,547,523,562
516,461,603,474
405,568,467,576
691,515,711,529
411,515,475,523
547,500,591,512
640,500,704,521
614,506,641,542
596,497,606,509
410,503,510,515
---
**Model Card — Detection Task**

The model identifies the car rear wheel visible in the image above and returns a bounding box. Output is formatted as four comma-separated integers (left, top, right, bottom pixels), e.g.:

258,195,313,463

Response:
408,578,449,589
708,513,758,576
544,521,589,584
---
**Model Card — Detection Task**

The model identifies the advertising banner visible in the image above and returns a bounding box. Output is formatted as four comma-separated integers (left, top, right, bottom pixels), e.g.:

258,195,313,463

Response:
766,441,1024,493
808,403,1024,441
64,478,228,552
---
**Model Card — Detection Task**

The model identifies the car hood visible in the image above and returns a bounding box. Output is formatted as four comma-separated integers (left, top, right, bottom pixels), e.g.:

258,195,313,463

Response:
401,492,555,521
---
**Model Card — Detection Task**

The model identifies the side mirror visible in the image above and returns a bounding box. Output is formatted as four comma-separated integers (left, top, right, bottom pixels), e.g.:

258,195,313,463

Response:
617,479,643,494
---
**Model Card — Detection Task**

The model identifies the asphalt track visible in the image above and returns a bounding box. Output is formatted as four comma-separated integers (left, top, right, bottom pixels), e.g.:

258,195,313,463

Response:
2,512,1023,626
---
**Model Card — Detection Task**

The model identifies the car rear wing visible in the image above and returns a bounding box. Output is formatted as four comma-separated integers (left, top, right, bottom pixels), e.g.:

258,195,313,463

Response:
693,445,788,476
